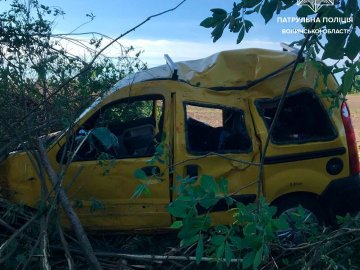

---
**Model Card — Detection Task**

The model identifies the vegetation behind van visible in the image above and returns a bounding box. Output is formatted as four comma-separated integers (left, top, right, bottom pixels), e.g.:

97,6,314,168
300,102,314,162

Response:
0,48,359,230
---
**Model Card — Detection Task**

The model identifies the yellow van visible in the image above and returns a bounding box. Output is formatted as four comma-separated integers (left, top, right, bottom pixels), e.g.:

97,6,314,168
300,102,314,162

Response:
0,48,359,230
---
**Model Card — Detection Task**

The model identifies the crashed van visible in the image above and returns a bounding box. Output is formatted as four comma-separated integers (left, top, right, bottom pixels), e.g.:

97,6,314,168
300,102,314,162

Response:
1,48,360,230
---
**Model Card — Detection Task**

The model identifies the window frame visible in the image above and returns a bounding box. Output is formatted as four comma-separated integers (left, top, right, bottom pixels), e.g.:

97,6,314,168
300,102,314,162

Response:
183,101,253,156
255,88,338,145
57,94,165,163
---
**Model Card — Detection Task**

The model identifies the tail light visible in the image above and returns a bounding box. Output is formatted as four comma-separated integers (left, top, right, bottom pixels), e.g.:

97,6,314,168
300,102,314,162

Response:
341,101,360,175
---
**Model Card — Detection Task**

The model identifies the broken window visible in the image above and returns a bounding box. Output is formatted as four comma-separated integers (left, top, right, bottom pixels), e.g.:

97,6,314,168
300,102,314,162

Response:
57,95,164,163
184,103,252,154
256,90,337,144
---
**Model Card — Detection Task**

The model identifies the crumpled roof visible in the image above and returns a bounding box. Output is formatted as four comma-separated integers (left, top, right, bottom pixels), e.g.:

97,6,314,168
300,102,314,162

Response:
111,48,297,91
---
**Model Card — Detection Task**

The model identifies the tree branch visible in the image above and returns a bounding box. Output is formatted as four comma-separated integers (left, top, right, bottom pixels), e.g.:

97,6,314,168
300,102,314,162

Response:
34,138,102,270
9,0,187,131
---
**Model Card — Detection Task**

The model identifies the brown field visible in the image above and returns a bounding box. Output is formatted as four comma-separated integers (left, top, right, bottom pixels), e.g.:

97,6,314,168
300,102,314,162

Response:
347,95,360,146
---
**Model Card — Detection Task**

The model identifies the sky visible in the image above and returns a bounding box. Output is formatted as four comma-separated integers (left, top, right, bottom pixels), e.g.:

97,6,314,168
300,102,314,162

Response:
3,0,304,67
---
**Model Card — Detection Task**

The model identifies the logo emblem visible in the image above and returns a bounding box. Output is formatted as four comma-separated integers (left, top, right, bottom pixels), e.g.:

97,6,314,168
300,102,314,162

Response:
297,0,334,12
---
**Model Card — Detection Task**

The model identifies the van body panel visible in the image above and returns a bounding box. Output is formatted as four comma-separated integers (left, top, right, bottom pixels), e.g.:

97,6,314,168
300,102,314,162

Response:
0,49,357,230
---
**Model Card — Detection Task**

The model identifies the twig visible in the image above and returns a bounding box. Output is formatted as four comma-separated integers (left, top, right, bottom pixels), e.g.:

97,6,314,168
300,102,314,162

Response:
94,251,242,264
256,15,321,200
56,210,76,270
8,0,187,132
35,138,102,270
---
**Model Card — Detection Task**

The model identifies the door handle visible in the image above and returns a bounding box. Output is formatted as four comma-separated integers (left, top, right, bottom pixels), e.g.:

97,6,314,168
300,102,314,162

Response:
141,166,161,177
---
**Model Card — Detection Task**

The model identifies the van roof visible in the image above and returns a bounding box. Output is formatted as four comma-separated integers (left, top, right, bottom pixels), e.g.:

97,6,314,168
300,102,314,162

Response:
110,48,297,92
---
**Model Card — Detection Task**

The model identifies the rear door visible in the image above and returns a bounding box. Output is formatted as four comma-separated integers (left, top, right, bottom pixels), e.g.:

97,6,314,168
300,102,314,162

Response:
173,89,261,219
250,89,349,202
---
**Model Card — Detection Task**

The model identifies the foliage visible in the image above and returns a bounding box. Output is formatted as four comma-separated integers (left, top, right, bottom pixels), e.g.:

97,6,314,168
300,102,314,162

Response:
0,0,146,152
168,174,289,268
165,173,360,269
132,132,169,199
0,0,148,268
201,0,360,106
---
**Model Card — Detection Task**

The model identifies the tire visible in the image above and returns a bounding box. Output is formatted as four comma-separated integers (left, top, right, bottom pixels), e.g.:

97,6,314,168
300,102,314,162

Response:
273,194,329,224
272,194,329,246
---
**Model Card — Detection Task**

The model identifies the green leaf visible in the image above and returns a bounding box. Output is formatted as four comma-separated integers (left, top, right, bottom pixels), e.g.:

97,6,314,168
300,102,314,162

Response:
180,234,199,247
346,0,359,12
253,247,263,269
237,26,245,44
211,8,228,21
230,235,247,250
243,0,261,8
216,242,225,258
200,17,217,28
243,251,256,269
322,36,346,60
345,31,360,60
341,65,356,94
244,20,254,32
167,200,190,218
260,0,277,23
211,235,226,246
225,242,233,266
211,21,226,42
196,234,204,265
272,218,288,230
232,6,241,17
200,175,218,193
199,196,219,209
91,127,118,150
225,196,235,206
296,6,314,17
170,220,183,229
243,223,256,236
134,169,147,180
218,178,228,195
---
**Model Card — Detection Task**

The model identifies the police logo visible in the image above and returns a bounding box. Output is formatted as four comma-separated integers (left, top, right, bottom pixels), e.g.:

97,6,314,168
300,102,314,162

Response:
297,0,334,12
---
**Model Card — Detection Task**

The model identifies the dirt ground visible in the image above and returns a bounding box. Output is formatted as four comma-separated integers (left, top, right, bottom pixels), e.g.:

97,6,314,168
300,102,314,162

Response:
347,95,360,146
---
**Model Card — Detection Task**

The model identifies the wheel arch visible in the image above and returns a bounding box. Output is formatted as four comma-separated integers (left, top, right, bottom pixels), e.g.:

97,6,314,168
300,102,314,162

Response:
270,191,334,224
270,191,321,207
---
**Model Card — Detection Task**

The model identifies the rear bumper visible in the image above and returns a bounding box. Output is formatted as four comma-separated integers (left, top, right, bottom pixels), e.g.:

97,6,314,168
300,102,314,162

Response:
322,174,360,217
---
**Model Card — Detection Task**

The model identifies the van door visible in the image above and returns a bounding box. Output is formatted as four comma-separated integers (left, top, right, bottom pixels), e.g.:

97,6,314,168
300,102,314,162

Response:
54,92,172,230
250,89,348,203
173,90,261,222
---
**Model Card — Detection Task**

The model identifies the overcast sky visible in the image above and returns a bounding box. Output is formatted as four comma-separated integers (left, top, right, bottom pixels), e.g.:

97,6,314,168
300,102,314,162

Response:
3,0,304,67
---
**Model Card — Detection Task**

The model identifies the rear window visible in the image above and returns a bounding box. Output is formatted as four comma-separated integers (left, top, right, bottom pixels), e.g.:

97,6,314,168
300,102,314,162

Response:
184,103,252,154
256,90,337,144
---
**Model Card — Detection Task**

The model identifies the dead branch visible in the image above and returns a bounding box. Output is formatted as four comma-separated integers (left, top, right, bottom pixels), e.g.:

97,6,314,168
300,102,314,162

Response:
256,16,320,199
9,0,187,133
34,138,102,270
91,251,242,264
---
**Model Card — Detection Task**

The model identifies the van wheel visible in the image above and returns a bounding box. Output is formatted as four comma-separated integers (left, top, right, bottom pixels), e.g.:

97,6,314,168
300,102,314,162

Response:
272,195,328,246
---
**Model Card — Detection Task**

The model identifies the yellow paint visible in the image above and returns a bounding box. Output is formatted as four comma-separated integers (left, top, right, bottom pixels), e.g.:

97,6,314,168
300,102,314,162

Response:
0,49,350,230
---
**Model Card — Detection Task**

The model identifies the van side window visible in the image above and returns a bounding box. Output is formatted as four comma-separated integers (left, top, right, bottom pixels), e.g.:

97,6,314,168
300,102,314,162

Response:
57,96,164,163
184,103,252,154
256,91,337,144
